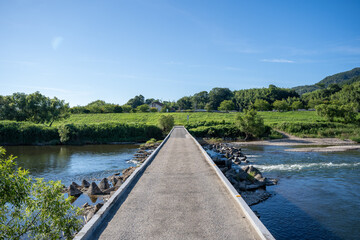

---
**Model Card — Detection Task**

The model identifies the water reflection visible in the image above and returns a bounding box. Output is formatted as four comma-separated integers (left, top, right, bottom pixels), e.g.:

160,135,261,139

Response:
5,144,139,186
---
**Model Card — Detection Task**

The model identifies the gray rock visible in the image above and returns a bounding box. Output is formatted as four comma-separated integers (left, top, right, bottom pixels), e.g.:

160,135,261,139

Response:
235,170,248,181
109,175,119,186
245,181,266,190
99,178,110,190
225,168,236,179
87,182,103,195
81,179,90,188
95,203,104,212
71,182,80,188
102,186,116,194
69,184,82,197
241,166,250,173
254,173,264,181
85,211,95,223
236,181,247,191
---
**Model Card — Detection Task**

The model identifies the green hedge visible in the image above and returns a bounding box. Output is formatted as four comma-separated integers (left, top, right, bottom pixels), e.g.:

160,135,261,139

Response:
187,124,244,138
58,123,163,144
0,121,59,145
0,121,163,145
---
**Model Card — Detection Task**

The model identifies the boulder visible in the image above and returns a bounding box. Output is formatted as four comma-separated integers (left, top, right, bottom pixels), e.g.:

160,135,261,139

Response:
225,168,236,179
85,211,95,223
241,166,250,173
254,173,264,181
69,184,82,197
95,203,104,212
235,170,248,181
99,178,110,190
247,166,261,176
87,182,103,195
109,175,119,186
102,186,116,194
122,167,136,182
236,181,247,191
81,179,90,188
245,181,266,190
71,182,81,188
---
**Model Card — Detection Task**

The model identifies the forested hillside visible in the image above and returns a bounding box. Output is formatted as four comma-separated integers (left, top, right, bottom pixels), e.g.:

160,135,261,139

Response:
293,67,360,95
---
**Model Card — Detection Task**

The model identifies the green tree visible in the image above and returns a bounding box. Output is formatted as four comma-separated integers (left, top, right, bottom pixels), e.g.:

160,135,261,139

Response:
0,147,82,239
315,104,341,122
121,104,132,113
253,99,271,111
291,101,304,110
136,104,150,112
236,109,266,141
191,91,209,110
177,97,192,110
272,100,289,111
113,105,123,113
0,92,70,126
126,95,145,108
158,115,175,133
218,100,235,111
149,107,158,112
208,88,233,110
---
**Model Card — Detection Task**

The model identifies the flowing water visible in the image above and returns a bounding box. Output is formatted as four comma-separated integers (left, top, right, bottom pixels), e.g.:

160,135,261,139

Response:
243,145,360,240
5,144,139,207
5,144,360,239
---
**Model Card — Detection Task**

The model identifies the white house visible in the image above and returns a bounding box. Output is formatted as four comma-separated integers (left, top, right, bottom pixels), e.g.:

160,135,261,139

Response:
149,102,163,112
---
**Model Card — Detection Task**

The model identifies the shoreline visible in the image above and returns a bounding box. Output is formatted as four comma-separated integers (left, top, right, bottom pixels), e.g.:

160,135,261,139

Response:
231,132,359,152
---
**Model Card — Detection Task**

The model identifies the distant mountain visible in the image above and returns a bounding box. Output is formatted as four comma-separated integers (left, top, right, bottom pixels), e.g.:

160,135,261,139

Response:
293,67,360,95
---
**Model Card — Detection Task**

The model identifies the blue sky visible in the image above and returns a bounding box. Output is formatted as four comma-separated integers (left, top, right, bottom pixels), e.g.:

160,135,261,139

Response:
1,0,359,106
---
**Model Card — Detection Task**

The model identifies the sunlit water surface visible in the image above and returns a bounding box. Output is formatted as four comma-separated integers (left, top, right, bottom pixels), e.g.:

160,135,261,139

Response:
6,144,138,207
243,145,360,240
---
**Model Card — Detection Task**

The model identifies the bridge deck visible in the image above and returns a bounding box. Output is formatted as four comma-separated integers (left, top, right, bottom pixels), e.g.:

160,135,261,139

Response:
96,127,261,240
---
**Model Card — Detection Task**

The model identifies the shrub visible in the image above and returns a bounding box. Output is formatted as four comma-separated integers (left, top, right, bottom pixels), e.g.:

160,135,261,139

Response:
236,109,266,140
158,115,175,133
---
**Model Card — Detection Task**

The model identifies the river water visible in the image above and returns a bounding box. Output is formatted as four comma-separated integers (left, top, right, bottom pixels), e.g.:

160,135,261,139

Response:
5,144,360,239
6,144,139,207
243,145,360,240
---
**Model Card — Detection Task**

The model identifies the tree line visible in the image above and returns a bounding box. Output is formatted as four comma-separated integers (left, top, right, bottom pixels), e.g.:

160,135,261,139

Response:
0,92,69,126
1,81,359,124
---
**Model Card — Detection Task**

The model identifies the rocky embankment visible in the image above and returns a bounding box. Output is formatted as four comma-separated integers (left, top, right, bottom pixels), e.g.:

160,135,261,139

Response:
63,142,160,223
204,143,278,206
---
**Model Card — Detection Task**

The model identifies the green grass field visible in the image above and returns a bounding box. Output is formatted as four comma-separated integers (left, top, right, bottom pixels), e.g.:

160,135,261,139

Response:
54,111,325,126
53,111,360,142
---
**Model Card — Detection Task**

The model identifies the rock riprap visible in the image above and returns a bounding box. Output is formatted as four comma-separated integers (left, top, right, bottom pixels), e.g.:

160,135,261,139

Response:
204,142,278,206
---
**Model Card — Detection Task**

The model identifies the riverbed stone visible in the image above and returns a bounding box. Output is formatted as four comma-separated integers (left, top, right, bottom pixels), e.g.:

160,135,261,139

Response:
69,184,82,197
71,182,81,188
122,167,136,181
99,178,110,190
88,182,103,195
235,170,248,181
102,186,116,194
95,203,104,212
81,179,90,188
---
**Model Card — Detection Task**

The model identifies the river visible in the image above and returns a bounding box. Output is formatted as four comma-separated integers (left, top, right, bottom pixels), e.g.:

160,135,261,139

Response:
244,145,360,240
6,144,139,207
5,144,360,239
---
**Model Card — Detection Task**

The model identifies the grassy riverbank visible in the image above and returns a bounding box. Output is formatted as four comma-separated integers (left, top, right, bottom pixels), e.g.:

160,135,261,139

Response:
0,121,163,145
54,111,360,141
1,111,359,145
53,111,324,126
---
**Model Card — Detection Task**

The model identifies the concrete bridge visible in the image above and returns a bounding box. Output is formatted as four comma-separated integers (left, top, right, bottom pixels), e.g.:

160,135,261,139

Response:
75,126,274,240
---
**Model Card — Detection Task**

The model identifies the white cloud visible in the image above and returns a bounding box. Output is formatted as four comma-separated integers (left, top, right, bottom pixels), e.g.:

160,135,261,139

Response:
52,36,64,50
261,58,295,63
